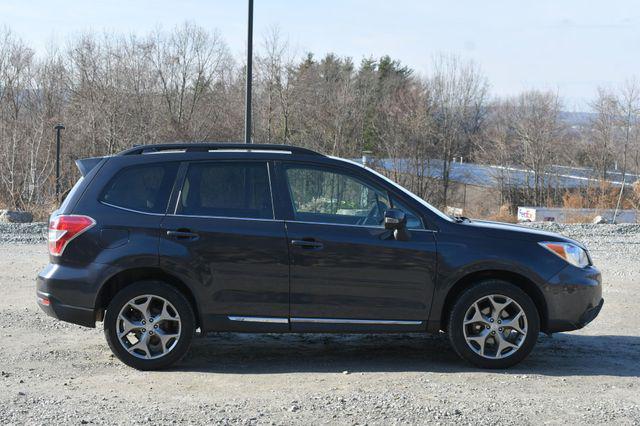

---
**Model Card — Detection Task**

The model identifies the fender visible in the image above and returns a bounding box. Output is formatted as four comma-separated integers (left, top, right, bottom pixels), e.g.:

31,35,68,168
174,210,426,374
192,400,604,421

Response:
92,256,205,327
427,258,552,333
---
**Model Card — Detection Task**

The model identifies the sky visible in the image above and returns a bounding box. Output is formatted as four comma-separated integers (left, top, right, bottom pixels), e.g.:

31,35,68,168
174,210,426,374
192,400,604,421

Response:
1,0,639,110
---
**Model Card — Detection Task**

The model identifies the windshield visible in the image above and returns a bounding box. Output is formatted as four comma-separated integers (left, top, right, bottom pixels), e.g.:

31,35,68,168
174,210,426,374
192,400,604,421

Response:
332,157,453,222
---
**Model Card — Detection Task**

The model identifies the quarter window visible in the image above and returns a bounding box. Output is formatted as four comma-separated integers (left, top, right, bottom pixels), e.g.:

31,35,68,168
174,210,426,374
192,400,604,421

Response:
178,162,273,219
285,166,390,226
101,163,179,214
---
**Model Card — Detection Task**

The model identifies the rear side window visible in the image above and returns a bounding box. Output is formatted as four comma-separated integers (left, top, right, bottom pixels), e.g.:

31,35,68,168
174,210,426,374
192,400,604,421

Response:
100,163,179,214
177,162,273,219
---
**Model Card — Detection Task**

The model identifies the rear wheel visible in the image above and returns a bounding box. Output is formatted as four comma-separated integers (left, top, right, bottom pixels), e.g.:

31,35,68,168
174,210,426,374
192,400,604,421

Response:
104,281,195,370
448,280,540,369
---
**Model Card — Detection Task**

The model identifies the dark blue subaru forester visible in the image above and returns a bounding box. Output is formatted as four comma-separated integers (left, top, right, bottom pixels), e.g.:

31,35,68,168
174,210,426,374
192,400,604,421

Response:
37,143,603,370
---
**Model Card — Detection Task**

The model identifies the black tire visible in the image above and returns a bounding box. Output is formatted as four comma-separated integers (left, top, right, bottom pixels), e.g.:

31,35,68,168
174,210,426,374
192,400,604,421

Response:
448,280,540,369
104,280,195,370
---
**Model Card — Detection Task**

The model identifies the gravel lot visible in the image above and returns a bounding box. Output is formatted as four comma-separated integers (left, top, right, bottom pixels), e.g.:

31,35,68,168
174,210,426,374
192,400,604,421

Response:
0,223,639,425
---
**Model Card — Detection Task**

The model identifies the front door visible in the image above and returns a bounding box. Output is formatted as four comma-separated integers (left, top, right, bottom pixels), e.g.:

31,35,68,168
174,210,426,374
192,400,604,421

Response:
159,160,289,332
281,163,437,332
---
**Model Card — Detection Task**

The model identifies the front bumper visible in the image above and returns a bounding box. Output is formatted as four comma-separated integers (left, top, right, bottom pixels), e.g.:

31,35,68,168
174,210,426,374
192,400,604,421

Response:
578,297,604,327
36,262,102,328
543,264,603,333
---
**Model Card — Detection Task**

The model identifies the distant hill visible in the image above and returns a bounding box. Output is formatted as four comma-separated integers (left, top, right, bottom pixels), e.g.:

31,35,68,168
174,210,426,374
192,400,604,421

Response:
559,111,596,127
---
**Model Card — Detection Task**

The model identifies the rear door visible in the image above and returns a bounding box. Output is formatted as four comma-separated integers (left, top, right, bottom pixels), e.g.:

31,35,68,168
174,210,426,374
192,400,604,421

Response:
159,160,289,332
279,162,438,332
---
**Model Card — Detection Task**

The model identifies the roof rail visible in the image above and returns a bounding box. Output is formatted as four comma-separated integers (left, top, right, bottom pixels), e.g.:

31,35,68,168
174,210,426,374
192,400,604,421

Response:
117,143,323,156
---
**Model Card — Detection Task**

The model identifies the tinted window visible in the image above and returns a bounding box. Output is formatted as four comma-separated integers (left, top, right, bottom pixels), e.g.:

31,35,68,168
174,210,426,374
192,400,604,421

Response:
101,163,178,214
178,162,273,219
285,166,390,226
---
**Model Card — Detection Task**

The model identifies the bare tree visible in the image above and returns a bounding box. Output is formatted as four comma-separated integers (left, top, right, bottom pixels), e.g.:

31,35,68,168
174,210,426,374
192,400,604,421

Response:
476,99,516,206
426,54,488,207
508,91,565,205
1,22,639,220
0,27,39,208
150,22,231,140
617,80,640,180
590,88,619,181
255,26,297,144
613,79,640,218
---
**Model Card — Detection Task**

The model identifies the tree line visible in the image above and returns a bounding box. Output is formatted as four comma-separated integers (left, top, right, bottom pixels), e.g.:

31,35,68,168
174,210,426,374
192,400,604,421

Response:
0,23,638,215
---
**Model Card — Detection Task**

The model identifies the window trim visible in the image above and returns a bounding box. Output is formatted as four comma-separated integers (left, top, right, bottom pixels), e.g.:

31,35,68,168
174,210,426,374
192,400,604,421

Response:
167,213,281,222
100,200,167,216
283,218,435,232
172,159,276,220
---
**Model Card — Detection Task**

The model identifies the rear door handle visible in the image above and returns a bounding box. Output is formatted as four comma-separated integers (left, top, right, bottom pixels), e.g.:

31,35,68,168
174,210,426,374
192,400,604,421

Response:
166,230,199,240
291,239,324,249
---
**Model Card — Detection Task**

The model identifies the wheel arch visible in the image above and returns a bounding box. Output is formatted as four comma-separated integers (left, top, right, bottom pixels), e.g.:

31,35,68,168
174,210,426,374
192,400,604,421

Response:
440,269,548,332
94,267,201,327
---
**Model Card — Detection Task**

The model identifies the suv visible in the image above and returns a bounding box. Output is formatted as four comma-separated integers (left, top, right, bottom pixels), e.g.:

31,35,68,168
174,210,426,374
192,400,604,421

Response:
37,143,603,370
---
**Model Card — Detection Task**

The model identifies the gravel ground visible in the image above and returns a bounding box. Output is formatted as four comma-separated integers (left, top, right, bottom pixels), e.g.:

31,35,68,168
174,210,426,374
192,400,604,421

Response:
0,224,639,425
0,222,46,244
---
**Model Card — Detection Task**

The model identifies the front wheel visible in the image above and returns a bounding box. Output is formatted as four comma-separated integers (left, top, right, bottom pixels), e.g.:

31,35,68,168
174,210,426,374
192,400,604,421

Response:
104,281,195,370
448,280,540,369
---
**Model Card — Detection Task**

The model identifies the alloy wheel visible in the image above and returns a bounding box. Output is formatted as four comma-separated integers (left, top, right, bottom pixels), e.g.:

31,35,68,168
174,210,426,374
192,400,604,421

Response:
116,294,181,360
462,294,528,359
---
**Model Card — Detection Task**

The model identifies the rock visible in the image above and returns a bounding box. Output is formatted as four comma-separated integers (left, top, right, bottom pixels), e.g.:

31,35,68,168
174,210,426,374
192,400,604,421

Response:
0,210,33,223
592,215,608,224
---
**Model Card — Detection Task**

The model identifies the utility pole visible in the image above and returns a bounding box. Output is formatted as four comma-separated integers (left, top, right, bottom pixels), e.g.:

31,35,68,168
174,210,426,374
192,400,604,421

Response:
244,0,254,144
54,124,65,200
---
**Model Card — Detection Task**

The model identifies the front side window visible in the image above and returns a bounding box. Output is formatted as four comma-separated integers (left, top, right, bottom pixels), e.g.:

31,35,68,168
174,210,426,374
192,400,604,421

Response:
178,162,273,219
101,163,178,214
285,165,390,226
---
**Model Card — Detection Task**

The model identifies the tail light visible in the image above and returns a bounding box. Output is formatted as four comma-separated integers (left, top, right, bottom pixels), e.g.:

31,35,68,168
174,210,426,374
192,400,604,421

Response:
48,215,96,256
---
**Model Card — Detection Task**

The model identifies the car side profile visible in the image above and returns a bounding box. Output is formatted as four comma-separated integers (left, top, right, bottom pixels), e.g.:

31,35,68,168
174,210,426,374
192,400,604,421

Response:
36,143,603,370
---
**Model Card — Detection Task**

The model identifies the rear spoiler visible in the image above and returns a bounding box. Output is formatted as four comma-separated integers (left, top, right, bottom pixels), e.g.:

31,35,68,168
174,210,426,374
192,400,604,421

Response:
75,156,106,177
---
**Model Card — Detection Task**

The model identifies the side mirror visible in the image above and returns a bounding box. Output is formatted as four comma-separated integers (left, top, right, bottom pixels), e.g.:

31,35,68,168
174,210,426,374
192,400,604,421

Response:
384,209,411,241
384,209,406,230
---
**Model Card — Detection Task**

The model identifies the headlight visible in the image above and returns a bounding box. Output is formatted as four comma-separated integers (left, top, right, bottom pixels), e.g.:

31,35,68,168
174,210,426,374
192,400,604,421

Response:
539,241,589,268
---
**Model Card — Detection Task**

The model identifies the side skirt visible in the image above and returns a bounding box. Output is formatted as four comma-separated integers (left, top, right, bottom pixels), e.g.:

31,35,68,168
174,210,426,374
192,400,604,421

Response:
207,315,427,333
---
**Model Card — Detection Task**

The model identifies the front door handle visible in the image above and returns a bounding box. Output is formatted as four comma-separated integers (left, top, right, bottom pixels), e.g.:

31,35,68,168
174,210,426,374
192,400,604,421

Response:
166,230,199,240
291,239,324,250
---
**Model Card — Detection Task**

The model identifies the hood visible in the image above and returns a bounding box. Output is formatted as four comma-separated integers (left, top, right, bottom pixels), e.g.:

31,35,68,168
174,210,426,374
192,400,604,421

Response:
455,219,585,248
